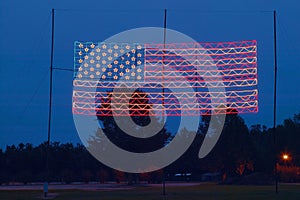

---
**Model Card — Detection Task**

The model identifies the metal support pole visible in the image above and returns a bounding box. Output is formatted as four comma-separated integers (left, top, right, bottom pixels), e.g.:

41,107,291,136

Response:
162,8,167,114
44,8,55,198
273,10,278,194
162,8,167,197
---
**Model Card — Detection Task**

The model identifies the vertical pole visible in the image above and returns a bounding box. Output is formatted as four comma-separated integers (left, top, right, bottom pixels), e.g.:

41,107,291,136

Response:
162,8,167,197
162,9,167,113
163,9,167,45
44,8,55,198
273,10,278,194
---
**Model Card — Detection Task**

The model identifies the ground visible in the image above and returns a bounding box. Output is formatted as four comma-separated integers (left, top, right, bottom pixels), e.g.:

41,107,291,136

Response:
0,182,299,200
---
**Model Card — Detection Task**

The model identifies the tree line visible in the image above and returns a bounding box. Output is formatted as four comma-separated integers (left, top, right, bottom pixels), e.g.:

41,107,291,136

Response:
0,111,299,185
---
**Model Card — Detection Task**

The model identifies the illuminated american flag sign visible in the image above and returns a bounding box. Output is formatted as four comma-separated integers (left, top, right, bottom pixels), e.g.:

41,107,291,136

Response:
72,41,258,116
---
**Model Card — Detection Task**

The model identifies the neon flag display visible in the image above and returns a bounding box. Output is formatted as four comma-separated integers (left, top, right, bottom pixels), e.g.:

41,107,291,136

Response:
72,40,258,116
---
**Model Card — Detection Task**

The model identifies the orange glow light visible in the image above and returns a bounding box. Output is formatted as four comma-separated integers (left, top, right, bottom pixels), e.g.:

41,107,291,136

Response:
282,154,289,160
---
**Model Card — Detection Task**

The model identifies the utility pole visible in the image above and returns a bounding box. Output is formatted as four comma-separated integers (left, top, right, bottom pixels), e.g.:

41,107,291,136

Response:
162,8,167,197
273,10,278,194
44,8,55,198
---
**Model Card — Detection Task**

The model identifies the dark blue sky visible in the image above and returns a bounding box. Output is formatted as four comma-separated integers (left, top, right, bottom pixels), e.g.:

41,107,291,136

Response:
0,0,299,149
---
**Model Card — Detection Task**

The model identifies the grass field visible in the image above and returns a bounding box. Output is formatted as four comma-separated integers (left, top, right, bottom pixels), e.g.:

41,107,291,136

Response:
0,183,299,200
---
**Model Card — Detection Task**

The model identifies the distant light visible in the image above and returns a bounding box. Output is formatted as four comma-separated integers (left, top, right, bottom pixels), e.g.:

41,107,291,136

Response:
282,154,289,160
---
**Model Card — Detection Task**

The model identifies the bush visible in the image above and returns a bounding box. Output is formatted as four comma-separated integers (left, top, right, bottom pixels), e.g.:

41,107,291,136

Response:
278,165,300,182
